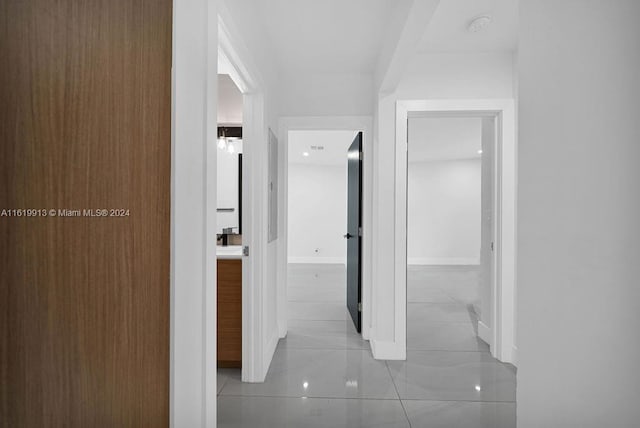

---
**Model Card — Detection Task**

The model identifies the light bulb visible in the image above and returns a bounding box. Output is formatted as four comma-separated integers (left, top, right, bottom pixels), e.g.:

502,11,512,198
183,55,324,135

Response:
227,143,235,154
218,138,226,149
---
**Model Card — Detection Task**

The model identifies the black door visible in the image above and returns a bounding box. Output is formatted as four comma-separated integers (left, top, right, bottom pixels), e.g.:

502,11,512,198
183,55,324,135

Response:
346,132,363,332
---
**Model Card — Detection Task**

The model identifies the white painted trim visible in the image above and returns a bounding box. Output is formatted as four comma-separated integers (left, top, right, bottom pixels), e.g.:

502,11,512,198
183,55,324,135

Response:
371,339,406,360
279,116,374,341
240,93,268,383
477,320,492,347
407,258,480,266
396,99,517,365
287,257,346,265
170,0,217,426
217,6,270,383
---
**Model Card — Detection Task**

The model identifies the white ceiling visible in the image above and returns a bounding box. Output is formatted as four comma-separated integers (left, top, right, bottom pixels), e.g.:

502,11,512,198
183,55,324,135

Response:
289,130,358,166
218,74,243,125
418,0,518,53
408,117,482,162
252,0,411,73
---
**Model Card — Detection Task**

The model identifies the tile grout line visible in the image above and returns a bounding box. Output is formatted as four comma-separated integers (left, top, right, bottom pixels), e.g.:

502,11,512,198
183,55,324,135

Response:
384,360,413,428
219,391,517,404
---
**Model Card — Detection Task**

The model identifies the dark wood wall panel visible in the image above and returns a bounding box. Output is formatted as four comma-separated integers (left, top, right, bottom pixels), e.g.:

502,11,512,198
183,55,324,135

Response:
0,1,172,426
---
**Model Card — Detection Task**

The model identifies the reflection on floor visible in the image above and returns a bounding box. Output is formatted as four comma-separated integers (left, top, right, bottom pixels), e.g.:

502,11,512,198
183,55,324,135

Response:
217,264,516,428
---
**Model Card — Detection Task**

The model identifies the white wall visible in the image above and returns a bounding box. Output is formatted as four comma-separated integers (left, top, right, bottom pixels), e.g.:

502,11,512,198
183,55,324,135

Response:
279,72,374,117
408,159,480,265
217,74,243,124
371,52,515,357
288,163,347,264
396,52,515,99
517,1,640,426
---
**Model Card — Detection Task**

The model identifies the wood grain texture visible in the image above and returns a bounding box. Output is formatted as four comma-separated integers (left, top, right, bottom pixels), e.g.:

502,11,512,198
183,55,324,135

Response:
0,1,172,426
217,259,242,367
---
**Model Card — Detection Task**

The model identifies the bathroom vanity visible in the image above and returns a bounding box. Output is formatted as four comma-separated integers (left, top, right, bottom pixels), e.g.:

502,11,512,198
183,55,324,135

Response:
217,245,242,367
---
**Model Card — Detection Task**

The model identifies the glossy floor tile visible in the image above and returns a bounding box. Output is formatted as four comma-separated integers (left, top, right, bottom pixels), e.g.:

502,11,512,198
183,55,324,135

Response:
407,322,489,352
217,369,234,394
218,264,516,427
287,302,348,321
220,347,398,399
402,400,516,428
408,302,478,325
288,285,345,302
217,396,410,428
387,351,516,402
281,320,368,350
408,265,480,307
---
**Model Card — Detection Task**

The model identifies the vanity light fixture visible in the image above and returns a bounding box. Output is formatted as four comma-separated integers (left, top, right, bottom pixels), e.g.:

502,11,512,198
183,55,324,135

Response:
217,127,242,152
218,127,228,150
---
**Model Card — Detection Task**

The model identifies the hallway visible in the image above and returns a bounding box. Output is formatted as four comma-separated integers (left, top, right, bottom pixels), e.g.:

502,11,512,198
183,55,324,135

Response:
217,264,516,427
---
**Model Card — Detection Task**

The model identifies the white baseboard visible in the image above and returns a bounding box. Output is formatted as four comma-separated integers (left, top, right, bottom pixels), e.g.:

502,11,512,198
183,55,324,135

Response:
278,320,287,339
288,257,346,264
407,257,480,265
370,340,406,360
477,321,492,346
262,329,279,378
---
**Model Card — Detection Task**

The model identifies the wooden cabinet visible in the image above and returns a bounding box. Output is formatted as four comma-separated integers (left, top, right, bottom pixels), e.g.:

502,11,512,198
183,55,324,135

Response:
217,259,242,367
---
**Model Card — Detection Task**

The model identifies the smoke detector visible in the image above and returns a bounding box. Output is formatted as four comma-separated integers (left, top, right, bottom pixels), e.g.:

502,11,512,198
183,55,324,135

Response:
467,15,492,33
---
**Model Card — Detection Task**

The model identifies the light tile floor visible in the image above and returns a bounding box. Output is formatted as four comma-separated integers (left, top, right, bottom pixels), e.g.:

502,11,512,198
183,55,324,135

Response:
217,264,516,427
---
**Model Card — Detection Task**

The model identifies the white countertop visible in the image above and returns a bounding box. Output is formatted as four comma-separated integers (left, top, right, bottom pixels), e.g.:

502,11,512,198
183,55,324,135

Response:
216,245,243,259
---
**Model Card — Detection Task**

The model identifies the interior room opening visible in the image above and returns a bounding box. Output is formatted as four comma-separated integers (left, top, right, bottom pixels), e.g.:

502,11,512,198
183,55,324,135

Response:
285,129,364,344
404,114,517,403
407,116,484,324
216,73,244,374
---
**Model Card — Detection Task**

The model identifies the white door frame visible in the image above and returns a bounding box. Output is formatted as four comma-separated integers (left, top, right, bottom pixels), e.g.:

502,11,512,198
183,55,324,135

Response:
278,116,374,341
218,11,270,383
395,99,517,364
170,0,218,425
170,1,269,424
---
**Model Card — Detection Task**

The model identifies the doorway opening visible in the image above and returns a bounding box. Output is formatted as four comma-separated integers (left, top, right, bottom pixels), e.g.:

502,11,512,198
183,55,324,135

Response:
215,17,271,390
215,73,244,371
391,111,517,407
406,116,488,354
394,100,517,365
285,130,364,342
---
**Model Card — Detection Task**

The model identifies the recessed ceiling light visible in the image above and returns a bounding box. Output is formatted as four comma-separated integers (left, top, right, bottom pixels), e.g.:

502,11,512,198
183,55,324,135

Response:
477,149,483,154
468,15,492,33
302,152,310,157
